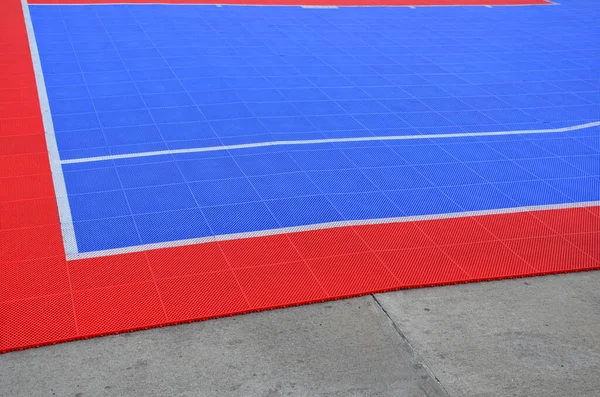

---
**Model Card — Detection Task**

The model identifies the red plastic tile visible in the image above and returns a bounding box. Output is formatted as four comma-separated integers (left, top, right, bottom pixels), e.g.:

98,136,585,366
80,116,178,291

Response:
533,207,600,235
564,233,600,261
0,197,59,230
146,242,229,279
475,211,557,240
505,236,599,272
69,252,153,290
0,87,39,104
0,102,41,119
418,216,497,246
0,134,48,156
235,261,327,309
0,174,55,203
0,256,69,302
0,224,64,262
307,252,399,296
378,247,470,287
288,227,370,259
157,271,249,323
0,294,76,352
442,241,536,279
354,221,434,251
73,282,166,335
218,233,301,268
0,117,44,137
0,153,51,177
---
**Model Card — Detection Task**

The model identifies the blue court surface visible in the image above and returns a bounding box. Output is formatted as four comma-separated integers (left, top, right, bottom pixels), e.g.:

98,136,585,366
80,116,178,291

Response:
30,2,599,254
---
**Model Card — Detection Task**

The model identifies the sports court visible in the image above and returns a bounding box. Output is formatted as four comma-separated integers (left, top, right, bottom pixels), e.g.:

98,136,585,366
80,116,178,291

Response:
1,0,599,353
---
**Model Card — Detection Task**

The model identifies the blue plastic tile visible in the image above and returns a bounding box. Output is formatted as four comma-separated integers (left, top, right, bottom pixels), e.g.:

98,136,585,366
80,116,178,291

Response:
545,177,600,202
235,152,301,176
247,102,301,118
209,118,268,137
439,142,505,162
362,166,432,191
55,129,106,151
177,156,243,181
52,113,100,132
485,140,554,159
292,100,346,116
250,172,321,199
392,144,457,165
74,216,141,252
307,169,378,194
93,95,146,112
341,146,405,167
190,178,261,206
415,163,487,187
441,184,516,211
117,161,184,188
88,82,139,97
495,180,573,206
142,92,194,108
202,202,279,235
288,149,354,171
64,167,122,195
126,184,198,214
562,155,600,176
102,125,163,146
386,188,463,216
97,109,154,128
69,190,130,221
135,79,185,94
135,208,212,244
50,98,95,115
514,157,588,179
533,138,598,156
266,195,343,227
327,191,402,221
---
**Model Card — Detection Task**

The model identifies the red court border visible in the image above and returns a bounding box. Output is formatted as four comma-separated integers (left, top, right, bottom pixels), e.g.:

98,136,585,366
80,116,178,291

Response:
1,0,596,353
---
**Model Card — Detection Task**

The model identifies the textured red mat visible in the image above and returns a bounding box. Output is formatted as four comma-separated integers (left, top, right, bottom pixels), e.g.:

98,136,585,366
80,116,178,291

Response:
1,0,597,354
28,0,552,6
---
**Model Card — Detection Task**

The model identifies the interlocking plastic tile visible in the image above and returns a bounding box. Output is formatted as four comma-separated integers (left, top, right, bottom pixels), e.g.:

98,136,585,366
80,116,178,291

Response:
307,252,398,296
0,256,69,302
73,281,166,335
235,262,327,309
157,271,249,323
442,241,536,278
378,247,469,287
68,252,152,291
505,236,599,272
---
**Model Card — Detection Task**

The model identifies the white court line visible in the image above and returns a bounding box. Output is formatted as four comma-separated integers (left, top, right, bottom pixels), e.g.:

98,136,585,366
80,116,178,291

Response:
22,0,79,255
60,121,600,165
67,200,600,260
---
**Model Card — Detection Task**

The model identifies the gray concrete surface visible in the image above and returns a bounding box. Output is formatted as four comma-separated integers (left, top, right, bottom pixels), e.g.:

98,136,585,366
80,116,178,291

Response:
0,271,598,397
376,271,600,397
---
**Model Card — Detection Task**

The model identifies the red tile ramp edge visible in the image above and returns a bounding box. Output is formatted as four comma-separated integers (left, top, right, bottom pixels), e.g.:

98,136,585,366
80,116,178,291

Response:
28,0,552,7
1,0,596,353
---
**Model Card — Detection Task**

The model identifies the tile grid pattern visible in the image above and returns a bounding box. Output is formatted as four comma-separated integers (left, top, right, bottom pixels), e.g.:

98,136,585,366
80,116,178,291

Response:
29,4,600,252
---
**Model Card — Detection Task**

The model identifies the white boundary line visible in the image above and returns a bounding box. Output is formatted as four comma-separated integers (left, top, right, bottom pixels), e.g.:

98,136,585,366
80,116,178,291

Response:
67,200,600,260
22,0,80,255
60,121,600,165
